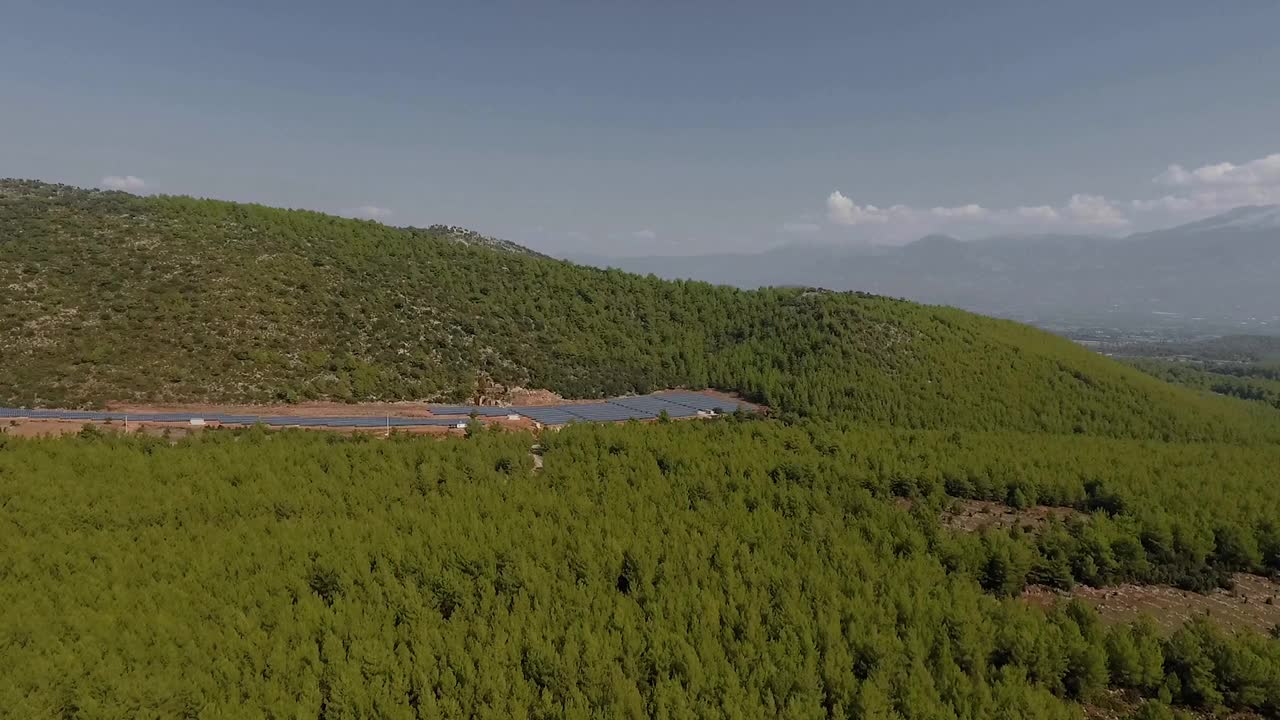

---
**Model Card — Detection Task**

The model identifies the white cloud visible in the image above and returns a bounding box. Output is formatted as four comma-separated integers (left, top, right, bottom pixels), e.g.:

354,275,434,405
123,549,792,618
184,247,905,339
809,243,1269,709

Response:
1065,194,1128,227
828,191,1085,234
781,221,822,234
820,150,1280,242
1153,165,1192,186
1155,154,1280,187
1131,155,1280,222
1137,153,1280,217
1130,195,1198,214
345,205,393,220
101,175,146,191
830,194,1017,228
929,204,988,220
631,229,657,241
826,191,1126,238
826,191,863,224
826,191,914,225
1142,185,1280,215
1014,205,1060,222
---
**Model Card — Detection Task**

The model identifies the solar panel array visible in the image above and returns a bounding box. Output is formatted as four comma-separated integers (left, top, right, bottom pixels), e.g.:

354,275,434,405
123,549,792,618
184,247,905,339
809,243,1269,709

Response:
505,391,754,424
559,403,650,422
0,408,465,429
653,392,749,413
0,392,755,429
606,395,701,419
510,406,579,425
427,405,512,417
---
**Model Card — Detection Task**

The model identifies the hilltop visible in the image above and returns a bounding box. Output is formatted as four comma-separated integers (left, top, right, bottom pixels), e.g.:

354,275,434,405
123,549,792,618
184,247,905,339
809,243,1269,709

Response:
1,179,1274,441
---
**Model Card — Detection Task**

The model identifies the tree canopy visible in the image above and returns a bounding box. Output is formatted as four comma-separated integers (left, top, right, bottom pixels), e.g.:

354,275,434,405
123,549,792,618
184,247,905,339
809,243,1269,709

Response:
2,422,1278,717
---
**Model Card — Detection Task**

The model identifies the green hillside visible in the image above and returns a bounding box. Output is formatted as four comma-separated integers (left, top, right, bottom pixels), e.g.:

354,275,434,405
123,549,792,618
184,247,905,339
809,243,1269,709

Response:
4,180,1280,718
1,179,1273,441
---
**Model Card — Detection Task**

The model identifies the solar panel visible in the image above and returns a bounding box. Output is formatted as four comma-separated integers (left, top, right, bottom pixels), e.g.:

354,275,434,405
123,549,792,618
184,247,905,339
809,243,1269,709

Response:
560,403,651,422
653,392,747,413
389,417,465,427
428,405,510,417
511,407,579,425
211,415,261,425
606,396,701,418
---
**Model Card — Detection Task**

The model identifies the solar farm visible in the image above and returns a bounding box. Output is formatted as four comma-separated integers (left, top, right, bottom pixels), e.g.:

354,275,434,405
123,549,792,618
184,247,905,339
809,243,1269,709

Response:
0,392,757,431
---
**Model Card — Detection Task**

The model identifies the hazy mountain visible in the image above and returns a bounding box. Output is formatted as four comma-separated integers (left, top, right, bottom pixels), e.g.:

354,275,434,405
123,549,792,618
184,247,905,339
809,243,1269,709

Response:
578,206,1280,332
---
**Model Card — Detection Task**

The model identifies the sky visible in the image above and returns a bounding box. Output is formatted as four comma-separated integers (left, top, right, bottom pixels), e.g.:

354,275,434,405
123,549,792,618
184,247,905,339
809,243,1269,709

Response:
3,1,1279,257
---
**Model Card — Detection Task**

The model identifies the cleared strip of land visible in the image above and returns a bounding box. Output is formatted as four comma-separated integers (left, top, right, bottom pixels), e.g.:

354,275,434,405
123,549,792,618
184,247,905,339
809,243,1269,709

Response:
1025,575,1280,635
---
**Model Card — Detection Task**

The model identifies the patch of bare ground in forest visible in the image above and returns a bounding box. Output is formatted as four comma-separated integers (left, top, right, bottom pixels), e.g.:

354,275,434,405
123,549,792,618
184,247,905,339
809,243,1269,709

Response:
1082,689,1263,719
2,420,209,439
940,498,1081,532
2,420,121,438
503,387,567,406
1023,574,1280,635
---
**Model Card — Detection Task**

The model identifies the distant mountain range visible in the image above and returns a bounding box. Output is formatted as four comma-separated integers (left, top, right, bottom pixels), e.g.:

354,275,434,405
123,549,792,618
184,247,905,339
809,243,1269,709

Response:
575,206,1280,332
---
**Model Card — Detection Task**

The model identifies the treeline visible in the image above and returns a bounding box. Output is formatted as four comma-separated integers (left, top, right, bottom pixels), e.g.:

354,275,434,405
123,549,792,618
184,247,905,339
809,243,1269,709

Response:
1109,334,1280,364
1129,358,1280,413
2,422,1278,717
3,179,1277,443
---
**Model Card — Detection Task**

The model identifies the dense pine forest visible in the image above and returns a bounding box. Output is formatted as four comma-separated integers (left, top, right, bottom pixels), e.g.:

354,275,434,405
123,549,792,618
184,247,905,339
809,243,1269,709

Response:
3,181,1280,718
3,423,1279,718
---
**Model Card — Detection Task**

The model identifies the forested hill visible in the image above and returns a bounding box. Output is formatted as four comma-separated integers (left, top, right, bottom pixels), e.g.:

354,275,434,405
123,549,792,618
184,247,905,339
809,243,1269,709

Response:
1,179,1273,441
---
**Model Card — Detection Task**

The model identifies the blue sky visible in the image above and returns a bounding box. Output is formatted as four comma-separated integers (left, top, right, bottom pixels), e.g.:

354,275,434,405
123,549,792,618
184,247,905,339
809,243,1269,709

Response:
3,1,1279,255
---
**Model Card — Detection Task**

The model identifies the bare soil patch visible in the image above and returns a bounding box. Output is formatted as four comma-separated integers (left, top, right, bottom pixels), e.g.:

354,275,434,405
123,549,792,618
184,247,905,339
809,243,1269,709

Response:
3,420,98,438
1083,690,1262,720
2,419,201,439
1024,573,1280,635
941,499,1081,532
503,387,567,406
